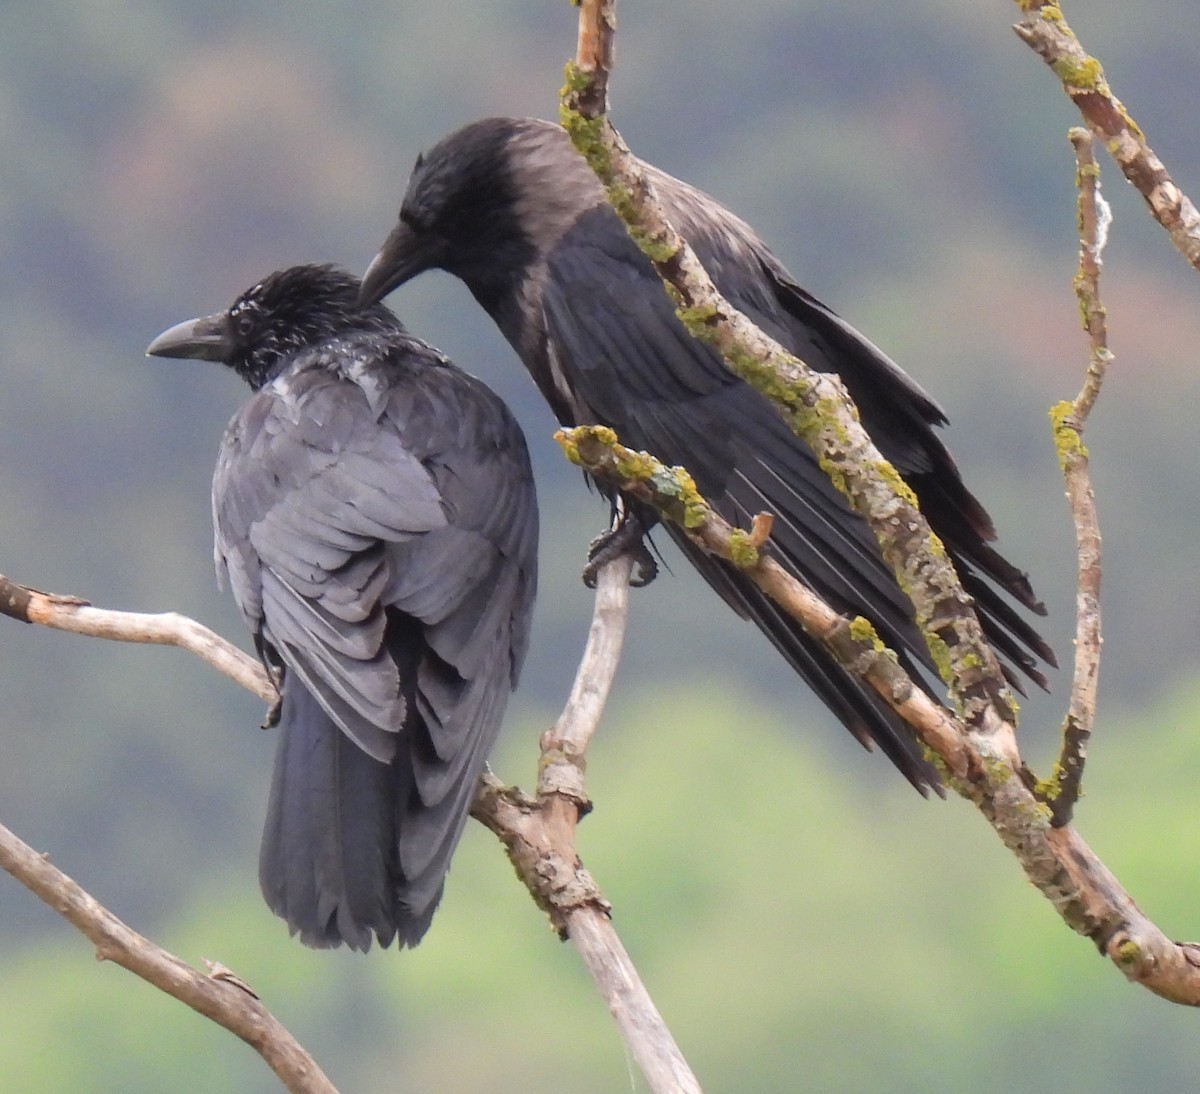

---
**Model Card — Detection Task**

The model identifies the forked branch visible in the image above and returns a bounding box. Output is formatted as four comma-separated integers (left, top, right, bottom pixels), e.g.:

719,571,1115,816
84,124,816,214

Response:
1012,0,1200,273
559,0,1200,1007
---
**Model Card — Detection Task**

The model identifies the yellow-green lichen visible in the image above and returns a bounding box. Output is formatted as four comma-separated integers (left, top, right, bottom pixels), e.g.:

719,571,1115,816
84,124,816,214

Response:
727,529,761,569
1050,400,1088,470
920,745,970,798
676,302,720,330
1054,55,1104,91
848,615,885,652
1034,763,1064,802
1019,796,1054,826
559,70,619,189
560,75,679,266
925,631,954,688
981,753,1016,787
718,348,809,413
657,466,708,528
872,459,922,511
556,425,709,529
555,428,583,466
555,424,620,467
1114,939,1141,966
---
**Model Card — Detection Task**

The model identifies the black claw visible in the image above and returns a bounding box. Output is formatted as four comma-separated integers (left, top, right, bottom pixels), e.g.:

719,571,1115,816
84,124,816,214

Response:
582,515,658,588
261,693,283,730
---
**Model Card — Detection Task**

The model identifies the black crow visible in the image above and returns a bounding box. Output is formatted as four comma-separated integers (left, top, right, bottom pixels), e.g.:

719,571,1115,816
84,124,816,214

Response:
147,264,538,949
358,116,1053,792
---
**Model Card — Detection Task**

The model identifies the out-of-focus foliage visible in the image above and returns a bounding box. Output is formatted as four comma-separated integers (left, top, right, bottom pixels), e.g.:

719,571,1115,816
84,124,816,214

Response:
1,1,1199,1090
4,681,1200,1092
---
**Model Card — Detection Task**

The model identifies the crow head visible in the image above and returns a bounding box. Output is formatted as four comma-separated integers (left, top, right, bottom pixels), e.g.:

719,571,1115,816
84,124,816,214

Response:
360,117,599,311
148,265,391,390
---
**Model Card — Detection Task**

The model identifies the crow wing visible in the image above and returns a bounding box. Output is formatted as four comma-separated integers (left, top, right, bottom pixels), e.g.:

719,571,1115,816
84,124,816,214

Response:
541,199,1046,790
214,345,537,946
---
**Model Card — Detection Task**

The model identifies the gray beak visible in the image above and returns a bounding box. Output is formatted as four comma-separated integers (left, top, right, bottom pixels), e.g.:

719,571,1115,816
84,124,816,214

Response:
146,312,233,362
359,221,443,306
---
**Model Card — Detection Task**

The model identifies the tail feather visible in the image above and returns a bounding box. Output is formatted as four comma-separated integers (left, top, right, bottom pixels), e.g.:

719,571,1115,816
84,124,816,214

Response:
259,681,401,951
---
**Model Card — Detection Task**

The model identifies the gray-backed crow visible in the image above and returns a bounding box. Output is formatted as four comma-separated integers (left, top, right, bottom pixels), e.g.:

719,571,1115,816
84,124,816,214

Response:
148,264,538,949
358,117,1053,793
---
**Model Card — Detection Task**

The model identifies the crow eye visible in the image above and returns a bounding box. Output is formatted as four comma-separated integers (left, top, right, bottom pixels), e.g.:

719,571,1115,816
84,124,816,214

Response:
230,304,255,339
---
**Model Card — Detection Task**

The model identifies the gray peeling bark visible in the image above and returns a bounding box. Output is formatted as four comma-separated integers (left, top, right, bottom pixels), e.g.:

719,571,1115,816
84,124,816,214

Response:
559,0,1200,1006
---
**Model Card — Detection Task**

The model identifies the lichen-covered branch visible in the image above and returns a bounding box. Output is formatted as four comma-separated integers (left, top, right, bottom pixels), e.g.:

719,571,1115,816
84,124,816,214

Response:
556,425,971,778
1041,129,1111,826
1012,1,1200,274
0,821,337,1093
557,424,1200,1005
554,4,1200,1003
560,3,1014,749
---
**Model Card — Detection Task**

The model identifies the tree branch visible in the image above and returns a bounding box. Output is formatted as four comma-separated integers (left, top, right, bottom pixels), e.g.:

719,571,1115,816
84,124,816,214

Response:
1012,0,1200,273
472,554,702,1094
0,820,337,1093
556,425,1200,1004
0,573,274,703
559,1,1017,751
1,556,698,1088
554,0,1200,1008
556,427,970,779
1043,128,1111,826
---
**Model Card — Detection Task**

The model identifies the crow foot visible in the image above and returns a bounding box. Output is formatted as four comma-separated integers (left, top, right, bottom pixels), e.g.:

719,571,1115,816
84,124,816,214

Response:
583,515,658,588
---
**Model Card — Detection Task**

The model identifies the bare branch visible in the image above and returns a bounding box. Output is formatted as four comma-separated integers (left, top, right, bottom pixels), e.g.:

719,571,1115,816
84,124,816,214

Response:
0,821,337,1093
539,538,632,803
472,555,702,1093
1012,0,1200,273
0,573,274,703
1042,129,1111,826
3,547,695,1083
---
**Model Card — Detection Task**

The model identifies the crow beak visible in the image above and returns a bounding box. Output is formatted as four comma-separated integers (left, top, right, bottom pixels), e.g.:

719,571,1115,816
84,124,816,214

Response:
359,222,441,306
146,313,233,362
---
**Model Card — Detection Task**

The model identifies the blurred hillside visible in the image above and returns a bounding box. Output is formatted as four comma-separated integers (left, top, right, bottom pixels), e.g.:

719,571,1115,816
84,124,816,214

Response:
2,2,1200,1091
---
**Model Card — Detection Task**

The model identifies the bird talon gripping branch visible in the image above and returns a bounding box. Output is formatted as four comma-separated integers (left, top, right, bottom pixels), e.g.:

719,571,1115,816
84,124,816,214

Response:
583,514,658,589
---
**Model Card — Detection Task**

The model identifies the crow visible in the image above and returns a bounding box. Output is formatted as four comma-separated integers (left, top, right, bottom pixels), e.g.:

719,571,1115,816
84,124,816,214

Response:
147,264,538,949
358,116,1053,792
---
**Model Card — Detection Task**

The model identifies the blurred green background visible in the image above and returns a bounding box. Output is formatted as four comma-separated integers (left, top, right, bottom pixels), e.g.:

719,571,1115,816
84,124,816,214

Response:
3,2,1200,1090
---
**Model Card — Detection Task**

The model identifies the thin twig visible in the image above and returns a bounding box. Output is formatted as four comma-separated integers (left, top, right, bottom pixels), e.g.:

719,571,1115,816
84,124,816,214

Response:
1042,129,1111,826
0,821,337,1093
538,535,632,803
473,554,703,1094
0,573,274,703
1012,0,1200,273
